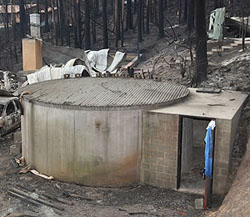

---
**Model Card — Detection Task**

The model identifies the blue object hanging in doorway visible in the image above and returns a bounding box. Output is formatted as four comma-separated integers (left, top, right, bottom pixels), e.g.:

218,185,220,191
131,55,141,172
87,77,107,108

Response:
204,127,213,179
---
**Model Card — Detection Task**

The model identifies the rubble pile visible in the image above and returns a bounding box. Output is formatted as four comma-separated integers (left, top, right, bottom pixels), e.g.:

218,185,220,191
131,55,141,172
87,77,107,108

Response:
203,51,250,92
0,71,19,92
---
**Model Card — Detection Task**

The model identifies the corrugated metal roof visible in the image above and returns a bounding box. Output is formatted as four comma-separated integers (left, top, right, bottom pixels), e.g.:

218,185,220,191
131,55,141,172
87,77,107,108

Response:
22,78,189,110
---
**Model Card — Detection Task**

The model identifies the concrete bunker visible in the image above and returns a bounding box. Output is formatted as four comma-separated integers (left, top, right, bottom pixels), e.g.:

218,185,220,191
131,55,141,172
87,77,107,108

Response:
141,89,247,195
21,78,247,195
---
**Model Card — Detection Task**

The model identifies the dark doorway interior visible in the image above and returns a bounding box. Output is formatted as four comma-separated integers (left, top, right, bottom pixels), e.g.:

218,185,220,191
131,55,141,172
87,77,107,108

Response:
178,117,210,195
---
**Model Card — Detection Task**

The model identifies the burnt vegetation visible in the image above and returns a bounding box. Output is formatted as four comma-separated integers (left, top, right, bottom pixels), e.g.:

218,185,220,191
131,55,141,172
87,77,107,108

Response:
0,0,249,84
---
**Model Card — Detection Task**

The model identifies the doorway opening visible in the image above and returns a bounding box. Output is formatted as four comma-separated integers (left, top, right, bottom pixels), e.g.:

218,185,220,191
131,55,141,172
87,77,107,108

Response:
177,116,215,195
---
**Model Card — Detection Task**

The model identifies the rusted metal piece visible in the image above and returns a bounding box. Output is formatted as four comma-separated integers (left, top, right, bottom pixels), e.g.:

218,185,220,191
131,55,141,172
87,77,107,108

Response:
123,54,142,70
64,74,70,79
75,73,81,78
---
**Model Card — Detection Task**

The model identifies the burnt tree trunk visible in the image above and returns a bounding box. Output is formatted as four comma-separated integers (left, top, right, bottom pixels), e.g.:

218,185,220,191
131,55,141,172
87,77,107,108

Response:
55,0,60,45
134,0,137,14
126,0,133,30
146,0,150,34
195,0,208,83
74,0,78,47
159,0,164,37
179,0,182,23
92,1,97,45
214,0,224,8
137,0,143,42
19,0,26,38
121,0,124,47
44,0,50,32
102,0,108,48
187,0,194,32
183,0,187,22
36,0,40,13
59,0,66,45
142,0,145,33
164,0,167,9
95,0,99,14
4,0,9,40
85,0,91,49
115,0,121,47
51,0,57,44
110,0,114,12
77,0,82,48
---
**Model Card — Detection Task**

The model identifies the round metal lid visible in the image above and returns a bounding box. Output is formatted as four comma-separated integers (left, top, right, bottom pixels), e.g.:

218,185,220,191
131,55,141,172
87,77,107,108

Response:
22,78,189,110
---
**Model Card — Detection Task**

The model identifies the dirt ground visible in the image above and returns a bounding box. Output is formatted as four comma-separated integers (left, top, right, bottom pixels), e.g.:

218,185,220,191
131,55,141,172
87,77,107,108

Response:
0,132,224,217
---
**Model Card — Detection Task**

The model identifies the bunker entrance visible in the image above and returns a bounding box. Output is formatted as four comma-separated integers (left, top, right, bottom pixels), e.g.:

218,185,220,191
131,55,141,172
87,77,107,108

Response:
178,117,214,195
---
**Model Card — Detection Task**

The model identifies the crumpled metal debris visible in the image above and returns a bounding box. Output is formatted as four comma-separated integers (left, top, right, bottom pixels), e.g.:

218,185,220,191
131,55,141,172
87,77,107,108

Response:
208,7,225,41
26,49,126,85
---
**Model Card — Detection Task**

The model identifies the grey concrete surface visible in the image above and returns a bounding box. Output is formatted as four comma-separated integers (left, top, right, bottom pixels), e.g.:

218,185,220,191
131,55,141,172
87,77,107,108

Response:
151,88,248,120
22,100,143,186
21,77,189,110
147,89,247,195
181,117,193,174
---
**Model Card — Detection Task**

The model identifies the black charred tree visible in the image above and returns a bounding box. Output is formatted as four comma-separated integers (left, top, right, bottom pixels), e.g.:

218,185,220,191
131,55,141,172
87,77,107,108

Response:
178,0,182,23
44,0,49,32
121,0,124,47
102,0,108,48
146,0,150,34
152,0,158,25
55,0,60,45
95,0,99,14
183,0,187,22
137,0,143,42
187,0,194,32
74,0,78,47
4,0,9,40
59,0,66,45
214,0,224,8
134,0,137,14
115,0,121,47
164,0,167,9
51,0,57,44
141,0,145,33
11,2,18,64
85,0,91,49
77,0,82,48
91,1,97,45
66,19,70,46
36,0,40,13
195,0,208,83
126,0,133,30
159,0,164,37
110,0,114,12
19,0,26,38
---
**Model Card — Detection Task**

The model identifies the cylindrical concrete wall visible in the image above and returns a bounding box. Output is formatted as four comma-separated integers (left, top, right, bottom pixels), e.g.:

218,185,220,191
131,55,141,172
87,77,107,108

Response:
20,77,189,187
22,100,142,186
